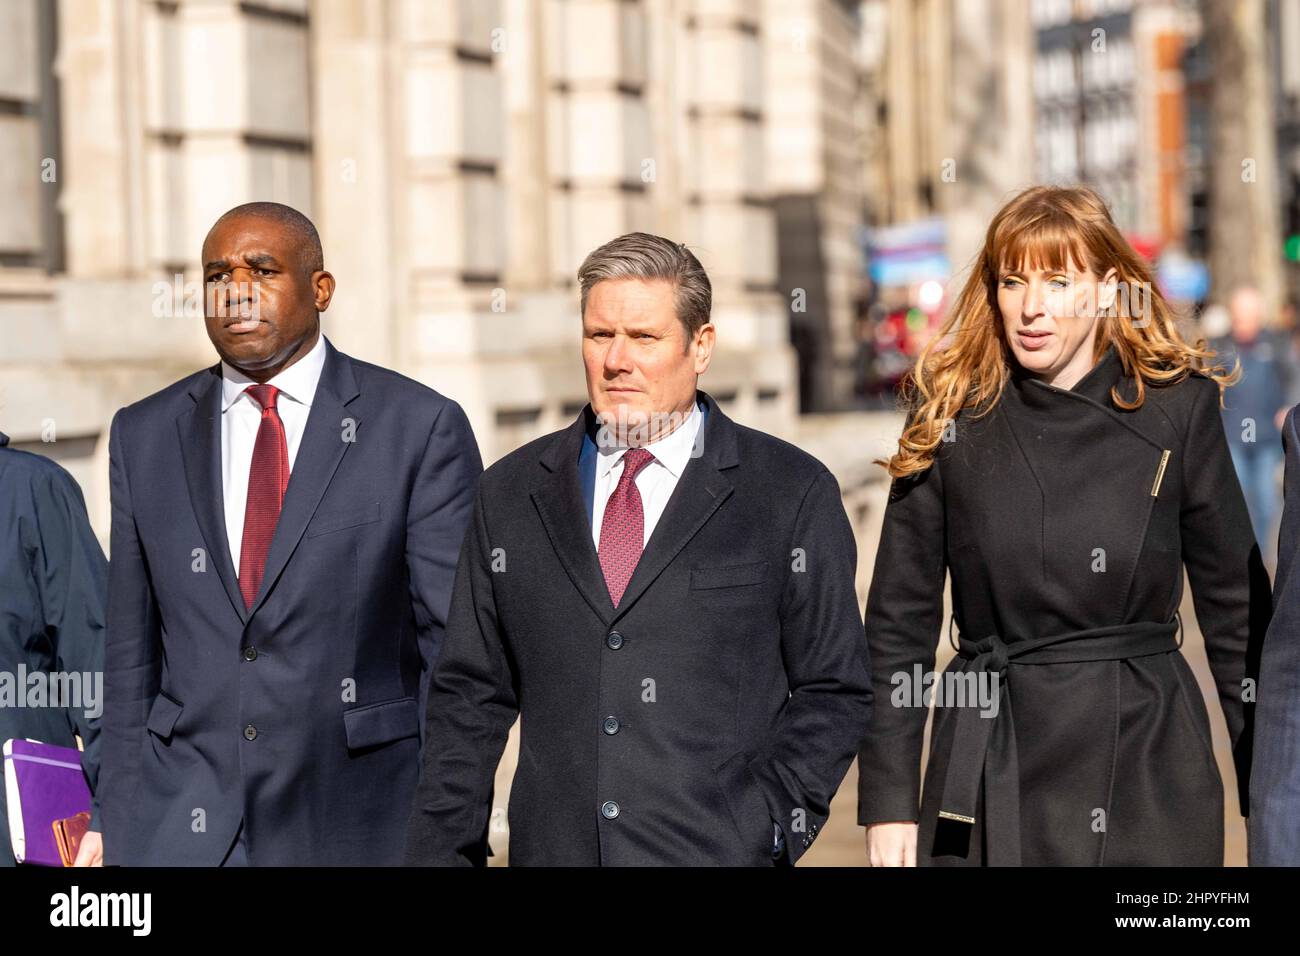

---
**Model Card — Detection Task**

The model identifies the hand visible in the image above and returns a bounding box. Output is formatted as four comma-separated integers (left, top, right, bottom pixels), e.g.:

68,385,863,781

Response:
865,821,917,866
73,830,103,867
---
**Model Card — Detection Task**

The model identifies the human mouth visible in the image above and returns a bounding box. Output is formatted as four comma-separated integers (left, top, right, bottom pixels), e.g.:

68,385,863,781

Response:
1017,330,1052,352
224,318,264,333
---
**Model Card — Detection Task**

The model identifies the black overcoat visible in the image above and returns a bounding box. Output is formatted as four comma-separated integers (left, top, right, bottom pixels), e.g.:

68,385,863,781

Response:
857,343,1268,865
405,391,872,866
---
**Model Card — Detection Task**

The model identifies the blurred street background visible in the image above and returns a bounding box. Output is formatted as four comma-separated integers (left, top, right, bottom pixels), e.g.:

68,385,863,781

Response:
1,0,1296,865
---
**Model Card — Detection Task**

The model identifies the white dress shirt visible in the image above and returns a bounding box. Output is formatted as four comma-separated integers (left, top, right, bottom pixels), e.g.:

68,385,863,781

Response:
220,332,328,571
592,399,704,549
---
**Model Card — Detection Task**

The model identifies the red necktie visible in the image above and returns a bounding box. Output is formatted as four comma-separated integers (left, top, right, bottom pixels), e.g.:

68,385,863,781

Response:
239,384,290,609
598,448,655,608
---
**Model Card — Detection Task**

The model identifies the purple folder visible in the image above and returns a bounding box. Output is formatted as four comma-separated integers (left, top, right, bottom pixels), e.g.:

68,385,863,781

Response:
3,738,92,866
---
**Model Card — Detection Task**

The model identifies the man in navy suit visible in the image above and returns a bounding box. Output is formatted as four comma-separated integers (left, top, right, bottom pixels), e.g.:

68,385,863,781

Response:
98,202,482,865
1252,402,1300,864
405,232,871,866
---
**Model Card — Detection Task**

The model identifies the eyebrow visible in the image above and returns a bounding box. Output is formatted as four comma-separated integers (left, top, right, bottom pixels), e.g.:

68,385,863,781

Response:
203,253,282,274
999,267,1075,276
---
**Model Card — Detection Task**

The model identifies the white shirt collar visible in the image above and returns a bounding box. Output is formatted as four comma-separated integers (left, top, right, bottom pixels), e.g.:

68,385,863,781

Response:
221,332,328,413
597,398,703,481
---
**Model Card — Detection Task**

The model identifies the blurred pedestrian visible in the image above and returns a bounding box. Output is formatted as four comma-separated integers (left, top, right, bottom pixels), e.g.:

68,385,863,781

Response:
1211,286,1292,565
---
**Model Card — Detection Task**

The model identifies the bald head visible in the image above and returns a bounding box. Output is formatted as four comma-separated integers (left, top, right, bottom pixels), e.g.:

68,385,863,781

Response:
207,201,323,276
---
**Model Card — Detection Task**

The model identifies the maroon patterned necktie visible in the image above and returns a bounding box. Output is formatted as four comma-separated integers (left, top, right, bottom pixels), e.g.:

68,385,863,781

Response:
598,448,655,608
238,384,290,609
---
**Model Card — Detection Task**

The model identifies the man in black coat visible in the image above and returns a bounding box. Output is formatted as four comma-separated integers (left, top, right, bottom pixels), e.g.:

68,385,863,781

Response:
98,203,482,865
404,232,871,866
0,433,106,865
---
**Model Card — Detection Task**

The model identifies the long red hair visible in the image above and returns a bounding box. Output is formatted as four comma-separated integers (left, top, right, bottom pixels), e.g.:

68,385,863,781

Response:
881,185,1236,478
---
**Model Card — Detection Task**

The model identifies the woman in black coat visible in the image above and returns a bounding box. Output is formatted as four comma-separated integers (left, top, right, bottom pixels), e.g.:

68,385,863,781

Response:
857,185,1268,866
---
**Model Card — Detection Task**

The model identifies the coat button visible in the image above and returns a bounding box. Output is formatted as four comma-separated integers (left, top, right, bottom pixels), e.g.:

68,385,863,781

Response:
242,646,257,662
243,724,258,741
601,800,620,820
602,716,620,735
606,630,624,650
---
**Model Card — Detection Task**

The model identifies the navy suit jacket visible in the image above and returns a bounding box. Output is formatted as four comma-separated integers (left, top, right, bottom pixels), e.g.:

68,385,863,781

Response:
1252,404,1300,864
99,338,482,865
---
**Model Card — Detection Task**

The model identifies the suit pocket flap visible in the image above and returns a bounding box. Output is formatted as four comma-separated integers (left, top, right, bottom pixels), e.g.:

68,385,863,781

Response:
690,561,769,590
146,693,183,739
306,501,380,537
344,696,420,750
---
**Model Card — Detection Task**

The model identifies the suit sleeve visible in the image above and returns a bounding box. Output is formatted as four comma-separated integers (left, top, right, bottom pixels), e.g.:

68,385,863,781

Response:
1252,403,1300,861
404,486,516,866
1180,376,1269,817
856,452,946,825
99,411,163,864
749,468,871,865
405,399,483,746
28,466,108,831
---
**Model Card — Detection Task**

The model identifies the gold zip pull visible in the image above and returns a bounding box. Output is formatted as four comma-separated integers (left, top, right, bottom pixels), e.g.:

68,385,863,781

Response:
1151,450,1171,497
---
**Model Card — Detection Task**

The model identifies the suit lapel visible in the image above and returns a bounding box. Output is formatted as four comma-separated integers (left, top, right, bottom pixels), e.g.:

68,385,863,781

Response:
246,340,361,619
177,367,248,624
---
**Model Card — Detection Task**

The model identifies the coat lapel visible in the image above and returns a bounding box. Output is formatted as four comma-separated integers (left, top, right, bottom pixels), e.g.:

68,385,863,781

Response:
997,344,1170,611
177,366,248,624
610,393,736,622
246,340,361,619
533,411,617,625
531,391,739,626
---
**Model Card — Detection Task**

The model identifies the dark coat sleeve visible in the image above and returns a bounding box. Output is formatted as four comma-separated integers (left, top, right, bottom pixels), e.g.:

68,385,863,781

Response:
756,468,872,864
404,399,483,750
99,411,163,864
26,464,108,830
1249,404,1300,862
1179,376,1270,817
404,487,517,866
856,452,946,825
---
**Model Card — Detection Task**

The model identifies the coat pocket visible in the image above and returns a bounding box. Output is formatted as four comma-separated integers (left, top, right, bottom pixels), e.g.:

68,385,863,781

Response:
145,692,184,740
690,561,769,590
307,501,381,538
712,749,773,865
343,696,420,750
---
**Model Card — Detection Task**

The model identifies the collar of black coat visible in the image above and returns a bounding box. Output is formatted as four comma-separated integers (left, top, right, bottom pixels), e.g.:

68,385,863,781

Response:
1004,340,1131,412
538,389,739,472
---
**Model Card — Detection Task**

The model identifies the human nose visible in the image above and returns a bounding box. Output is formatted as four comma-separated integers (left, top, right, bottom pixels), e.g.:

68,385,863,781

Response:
604,334,633,374
1022,280,1045,320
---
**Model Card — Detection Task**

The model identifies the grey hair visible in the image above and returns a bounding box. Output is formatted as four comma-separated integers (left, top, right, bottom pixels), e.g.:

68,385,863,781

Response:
577,232,712,343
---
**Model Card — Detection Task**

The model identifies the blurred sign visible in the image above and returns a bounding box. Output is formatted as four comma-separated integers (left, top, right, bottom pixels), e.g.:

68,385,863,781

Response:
863,218,949,286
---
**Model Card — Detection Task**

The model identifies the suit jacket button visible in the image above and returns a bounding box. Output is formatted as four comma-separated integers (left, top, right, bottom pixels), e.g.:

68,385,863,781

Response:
243,724,258,741
602,716,620,735
606,631,624,650
242,646,258,662
601,801,620,820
